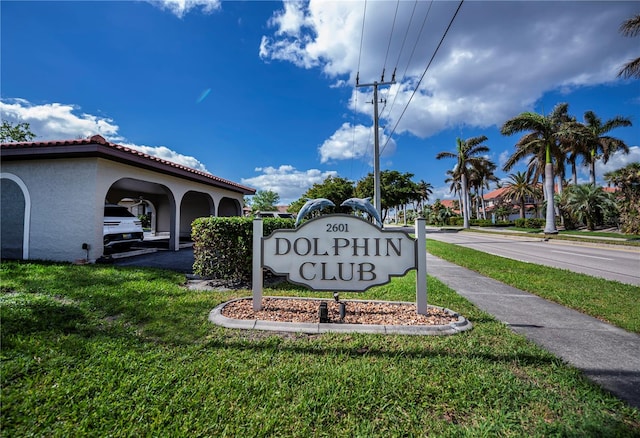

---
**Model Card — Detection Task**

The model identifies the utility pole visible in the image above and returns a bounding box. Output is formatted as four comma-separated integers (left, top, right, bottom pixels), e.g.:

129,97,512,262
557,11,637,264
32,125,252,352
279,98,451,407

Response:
356,72,395,219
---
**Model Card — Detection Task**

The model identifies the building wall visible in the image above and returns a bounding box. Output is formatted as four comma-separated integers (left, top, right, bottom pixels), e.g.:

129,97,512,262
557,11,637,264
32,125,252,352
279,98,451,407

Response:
2,159,100,262
2,156,247,262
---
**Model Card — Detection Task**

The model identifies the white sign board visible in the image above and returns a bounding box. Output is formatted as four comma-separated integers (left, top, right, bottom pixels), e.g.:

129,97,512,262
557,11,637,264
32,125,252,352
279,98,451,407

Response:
262,214,416,292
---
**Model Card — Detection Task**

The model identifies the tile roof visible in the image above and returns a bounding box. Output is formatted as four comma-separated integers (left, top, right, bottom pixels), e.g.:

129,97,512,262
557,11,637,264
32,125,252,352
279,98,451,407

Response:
439,199,461,213
483,187,510,200
1,135,255,195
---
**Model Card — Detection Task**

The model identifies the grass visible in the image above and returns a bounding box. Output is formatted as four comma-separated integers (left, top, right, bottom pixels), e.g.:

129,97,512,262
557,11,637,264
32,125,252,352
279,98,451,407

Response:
461,227,640,247
558,229,640,240
427,239,640,334
2,261,639,436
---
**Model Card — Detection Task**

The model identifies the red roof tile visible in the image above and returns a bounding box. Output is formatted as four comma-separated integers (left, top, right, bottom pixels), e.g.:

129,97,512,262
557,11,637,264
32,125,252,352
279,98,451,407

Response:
1,135,255,195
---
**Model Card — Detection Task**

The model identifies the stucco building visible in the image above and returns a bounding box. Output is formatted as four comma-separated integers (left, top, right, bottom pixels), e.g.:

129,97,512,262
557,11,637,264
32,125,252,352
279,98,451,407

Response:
1,135,254,263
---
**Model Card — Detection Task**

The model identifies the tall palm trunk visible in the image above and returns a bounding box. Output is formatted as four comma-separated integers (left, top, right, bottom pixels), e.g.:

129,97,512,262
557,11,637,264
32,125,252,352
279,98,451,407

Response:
461,174,470,228
590,148,597,185
480,187,487,220
544,148,558,234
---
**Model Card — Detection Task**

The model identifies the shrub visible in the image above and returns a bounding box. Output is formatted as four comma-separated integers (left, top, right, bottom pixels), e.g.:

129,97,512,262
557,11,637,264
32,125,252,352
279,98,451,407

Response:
192,217,294,283
448,217,463,226
525,218,544,229
514,218,526,228
470,219,494,227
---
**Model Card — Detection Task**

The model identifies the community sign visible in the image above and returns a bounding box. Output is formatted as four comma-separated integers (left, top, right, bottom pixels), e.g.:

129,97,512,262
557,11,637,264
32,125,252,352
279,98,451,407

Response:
262,214,416,292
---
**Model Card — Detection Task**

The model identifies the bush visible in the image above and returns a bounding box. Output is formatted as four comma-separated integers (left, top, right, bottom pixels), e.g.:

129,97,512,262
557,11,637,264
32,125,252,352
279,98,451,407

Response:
470,219,494,227
192,217,294,283
525,218,544,229
514,218,526,228
138,214,151,229
448,217,463,226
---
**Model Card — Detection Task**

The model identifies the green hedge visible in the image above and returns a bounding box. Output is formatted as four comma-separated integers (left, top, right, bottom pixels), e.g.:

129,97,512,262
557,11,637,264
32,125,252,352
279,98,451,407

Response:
191,217,295,282
514,218,544,229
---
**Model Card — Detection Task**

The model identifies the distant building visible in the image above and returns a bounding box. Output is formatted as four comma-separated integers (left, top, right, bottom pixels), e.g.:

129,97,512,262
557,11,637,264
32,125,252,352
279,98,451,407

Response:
483,187,539,221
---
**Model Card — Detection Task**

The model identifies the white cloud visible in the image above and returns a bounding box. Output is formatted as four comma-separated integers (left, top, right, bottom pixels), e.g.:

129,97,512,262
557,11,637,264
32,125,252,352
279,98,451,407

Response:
0,98,209,172
261,1,638,141
146,0,221,18
430,185,458,202
119,143,209,173
318,122,396,164
595,146,640,181
241,165,338,204
498,150,511,170
1,98,122,141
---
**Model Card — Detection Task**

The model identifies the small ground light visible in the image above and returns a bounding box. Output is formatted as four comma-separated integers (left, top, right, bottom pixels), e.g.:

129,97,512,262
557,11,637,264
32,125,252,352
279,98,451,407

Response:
318,302,329,323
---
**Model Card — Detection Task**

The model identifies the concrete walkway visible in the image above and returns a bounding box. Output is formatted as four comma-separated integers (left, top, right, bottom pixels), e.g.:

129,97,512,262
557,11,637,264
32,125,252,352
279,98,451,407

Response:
427,252,640,410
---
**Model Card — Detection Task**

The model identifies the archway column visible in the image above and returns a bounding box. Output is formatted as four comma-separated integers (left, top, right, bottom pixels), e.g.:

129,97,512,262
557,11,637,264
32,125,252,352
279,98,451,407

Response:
170,203,181,251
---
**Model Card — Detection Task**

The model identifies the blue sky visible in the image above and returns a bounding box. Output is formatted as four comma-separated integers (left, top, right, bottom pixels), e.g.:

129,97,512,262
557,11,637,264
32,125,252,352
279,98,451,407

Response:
2,0,638,204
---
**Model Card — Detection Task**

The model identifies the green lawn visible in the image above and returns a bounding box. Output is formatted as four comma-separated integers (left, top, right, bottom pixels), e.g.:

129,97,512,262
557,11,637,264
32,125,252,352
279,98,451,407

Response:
461,227,640,246
426,240,640,334
1,261,639,436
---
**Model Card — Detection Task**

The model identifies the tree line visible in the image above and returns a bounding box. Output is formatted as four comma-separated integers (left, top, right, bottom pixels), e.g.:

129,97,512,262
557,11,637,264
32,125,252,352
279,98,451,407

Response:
249,100,637,234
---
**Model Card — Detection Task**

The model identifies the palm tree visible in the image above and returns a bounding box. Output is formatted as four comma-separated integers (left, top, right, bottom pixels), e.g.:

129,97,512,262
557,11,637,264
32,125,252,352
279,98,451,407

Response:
604,162,640,191
501,103,574,234
469,158,498,220
563,135,590,186
564,184,617,231
503,171,540,219
414,180,433,214
444,169,463,216
604,162,640,234
580,111,632,185
618,14,640,79
436,136,490,229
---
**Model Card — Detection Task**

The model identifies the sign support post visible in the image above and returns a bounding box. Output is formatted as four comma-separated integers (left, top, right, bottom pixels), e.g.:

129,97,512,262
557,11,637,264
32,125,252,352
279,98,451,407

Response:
415,218,427,315
252,218,263,311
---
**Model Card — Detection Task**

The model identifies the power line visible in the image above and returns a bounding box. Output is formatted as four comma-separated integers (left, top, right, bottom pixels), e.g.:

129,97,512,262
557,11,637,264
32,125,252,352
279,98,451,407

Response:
351,0,368,181
392,0,419,75
380,0,433,125
381,0,464,154
382,0,400,81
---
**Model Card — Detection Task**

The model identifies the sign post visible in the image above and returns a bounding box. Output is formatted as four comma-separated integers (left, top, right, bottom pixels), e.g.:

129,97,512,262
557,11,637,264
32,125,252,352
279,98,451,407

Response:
415,217,427,314
252,218,263,311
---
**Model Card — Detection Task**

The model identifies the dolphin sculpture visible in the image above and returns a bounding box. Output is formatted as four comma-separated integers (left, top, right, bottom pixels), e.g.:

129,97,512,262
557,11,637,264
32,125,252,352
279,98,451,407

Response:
295,198,335,227
340,197,383,228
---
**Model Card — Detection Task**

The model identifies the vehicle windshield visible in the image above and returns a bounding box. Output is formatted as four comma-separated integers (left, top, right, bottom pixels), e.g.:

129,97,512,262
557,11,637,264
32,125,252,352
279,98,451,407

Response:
104,206,135,217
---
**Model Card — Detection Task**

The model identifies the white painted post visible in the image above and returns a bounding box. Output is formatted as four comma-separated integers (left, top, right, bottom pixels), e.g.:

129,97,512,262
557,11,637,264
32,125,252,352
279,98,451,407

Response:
415,217,427,315
252,218,263,311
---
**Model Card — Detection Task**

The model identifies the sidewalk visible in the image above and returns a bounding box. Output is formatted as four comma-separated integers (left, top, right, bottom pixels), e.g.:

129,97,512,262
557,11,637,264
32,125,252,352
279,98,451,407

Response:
427,252,640,409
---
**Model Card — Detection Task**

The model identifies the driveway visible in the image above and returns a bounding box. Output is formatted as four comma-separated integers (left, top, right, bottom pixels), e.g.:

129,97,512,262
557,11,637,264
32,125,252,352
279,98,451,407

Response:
110,246,195,273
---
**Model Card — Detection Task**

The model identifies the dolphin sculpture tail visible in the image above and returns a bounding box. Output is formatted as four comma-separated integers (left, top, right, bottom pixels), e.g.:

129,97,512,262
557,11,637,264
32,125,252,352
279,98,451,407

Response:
295,198,335,227
340,197,383,228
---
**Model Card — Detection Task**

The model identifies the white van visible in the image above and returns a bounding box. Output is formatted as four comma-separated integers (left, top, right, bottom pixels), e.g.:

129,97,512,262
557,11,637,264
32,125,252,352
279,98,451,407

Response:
103,204,144,248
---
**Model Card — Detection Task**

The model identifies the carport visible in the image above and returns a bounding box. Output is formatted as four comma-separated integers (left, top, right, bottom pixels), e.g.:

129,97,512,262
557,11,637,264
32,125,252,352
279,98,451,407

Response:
1,135,254,263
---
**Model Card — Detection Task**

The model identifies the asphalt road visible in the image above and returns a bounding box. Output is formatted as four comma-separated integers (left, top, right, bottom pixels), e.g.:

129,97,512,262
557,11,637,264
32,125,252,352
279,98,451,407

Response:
421,229,640,286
